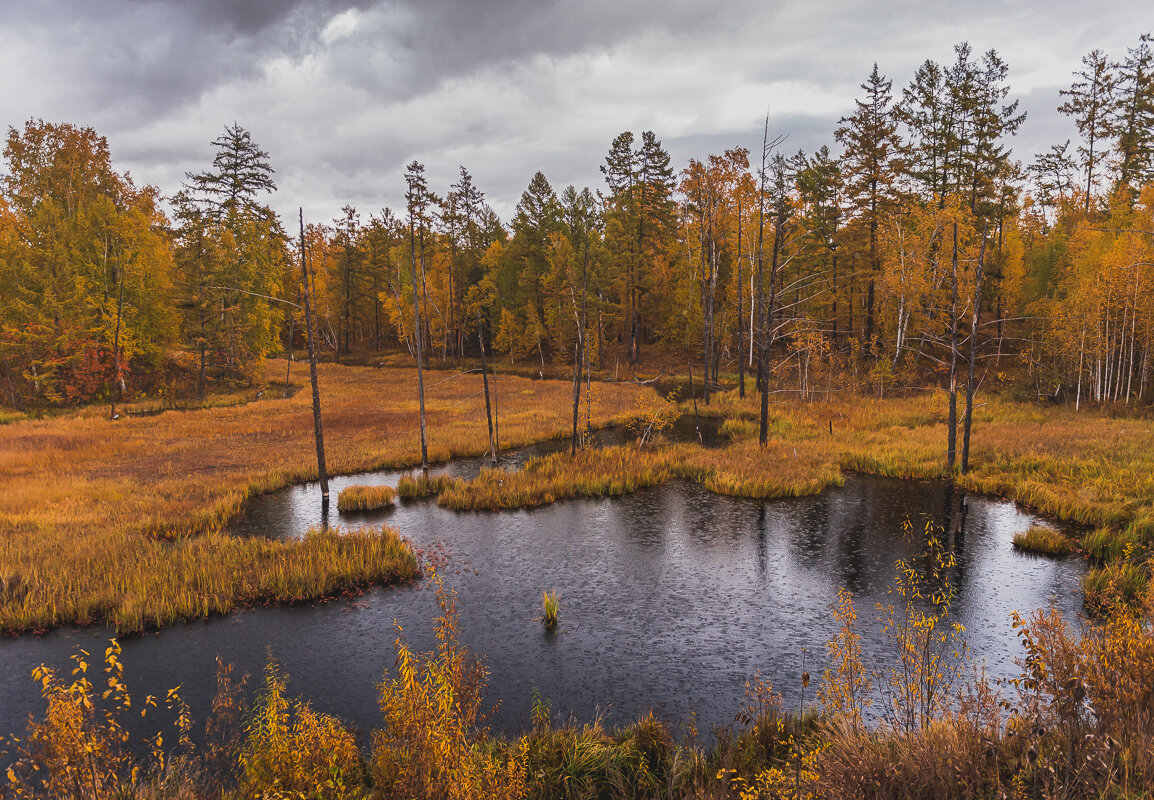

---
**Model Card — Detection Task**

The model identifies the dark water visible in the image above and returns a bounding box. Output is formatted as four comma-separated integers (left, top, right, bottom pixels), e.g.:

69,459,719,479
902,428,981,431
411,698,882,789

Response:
0,437,1085,750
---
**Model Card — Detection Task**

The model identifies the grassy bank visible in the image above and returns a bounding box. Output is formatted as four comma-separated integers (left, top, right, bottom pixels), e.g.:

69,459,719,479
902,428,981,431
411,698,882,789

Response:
0,361,664,633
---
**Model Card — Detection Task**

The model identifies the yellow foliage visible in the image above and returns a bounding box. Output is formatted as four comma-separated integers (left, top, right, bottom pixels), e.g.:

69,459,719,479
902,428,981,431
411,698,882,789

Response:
235,663,366,800
372,571,527,800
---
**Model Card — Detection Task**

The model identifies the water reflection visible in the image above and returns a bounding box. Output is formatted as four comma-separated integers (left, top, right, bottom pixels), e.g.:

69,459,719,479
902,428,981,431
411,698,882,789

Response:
1,468,1084,751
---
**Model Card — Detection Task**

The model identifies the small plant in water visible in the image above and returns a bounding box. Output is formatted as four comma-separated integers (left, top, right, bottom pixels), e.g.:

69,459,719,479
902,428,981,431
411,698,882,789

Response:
541,590,560,629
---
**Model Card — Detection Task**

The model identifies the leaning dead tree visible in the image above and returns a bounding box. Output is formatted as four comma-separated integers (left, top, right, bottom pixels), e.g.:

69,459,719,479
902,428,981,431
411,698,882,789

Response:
478,309,498,465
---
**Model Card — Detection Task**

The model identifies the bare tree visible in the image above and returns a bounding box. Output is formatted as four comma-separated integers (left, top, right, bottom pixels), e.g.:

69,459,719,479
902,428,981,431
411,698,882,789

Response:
406,162,431,478
961,225,987,474
299,208,328,502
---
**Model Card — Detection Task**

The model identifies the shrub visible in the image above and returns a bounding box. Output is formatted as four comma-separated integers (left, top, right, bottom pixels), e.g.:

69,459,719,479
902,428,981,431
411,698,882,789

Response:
372,571,527,800
236,663,367,799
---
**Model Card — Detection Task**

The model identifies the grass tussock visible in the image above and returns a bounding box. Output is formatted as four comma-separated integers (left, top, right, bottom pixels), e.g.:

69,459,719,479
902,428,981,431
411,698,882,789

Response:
338,484,397,512
0,360,662,633
540,590,560,629
1012,524,1075,557
397,473,464,499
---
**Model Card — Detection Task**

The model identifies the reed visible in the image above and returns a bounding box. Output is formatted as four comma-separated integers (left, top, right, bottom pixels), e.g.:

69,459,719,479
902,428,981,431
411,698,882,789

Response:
1012,525,1075,557
337,484,397,512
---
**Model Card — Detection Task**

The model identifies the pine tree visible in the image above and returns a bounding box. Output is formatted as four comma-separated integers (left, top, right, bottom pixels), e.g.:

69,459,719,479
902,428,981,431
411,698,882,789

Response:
184,123,277,222
836,64,905,351
1059,49,1119,213
333,205,361,358
601,130,675,364
176,124,283,393
1112,33,1154,199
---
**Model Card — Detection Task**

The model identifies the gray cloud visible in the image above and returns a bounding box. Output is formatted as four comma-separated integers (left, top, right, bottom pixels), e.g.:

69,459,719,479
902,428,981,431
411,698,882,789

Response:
1,0,1149,224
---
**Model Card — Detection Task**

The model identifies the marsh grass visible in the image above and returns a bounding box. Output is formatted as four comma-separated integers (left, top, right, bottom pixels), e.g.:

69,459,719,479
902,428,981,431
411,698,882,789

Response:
337,484,397,512
1012,525,1075,557
0,360,661,633
540,590,560,629
1084,560,1151,616
397,473,464,499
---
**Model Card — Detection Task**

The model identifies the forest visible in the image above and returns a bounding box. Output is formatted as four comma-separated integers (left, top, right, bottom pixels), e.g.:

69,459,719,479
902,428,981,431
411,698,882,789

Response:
2,36,1153,416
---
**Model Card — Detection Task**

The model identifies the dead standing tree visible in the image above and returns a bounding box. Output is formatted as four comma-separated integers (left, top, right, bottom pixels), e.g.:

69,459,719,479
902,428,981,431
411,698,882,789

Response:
755,115,788,447
406,162,431,478
299,208,329,503
961,224,987,475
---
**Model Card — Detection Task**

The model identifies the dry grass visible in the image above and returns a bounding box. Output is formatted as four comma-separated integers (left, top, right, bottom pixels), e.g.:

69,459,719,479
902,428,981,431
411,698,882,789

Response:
437,447,673,510
0,360,664,633
337,484,397,512
420,387,1154,525
397,473,464,499
1012,525,1076,557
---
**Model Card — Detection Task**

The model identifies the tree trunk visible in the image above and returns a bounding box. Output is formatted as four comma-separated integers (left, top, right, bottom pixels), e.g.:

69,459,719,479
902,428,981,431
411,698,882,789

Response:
756,118,770,447
283,299,294,398
961,226,986,475
410,211,429,478
300,209,329,501
737,198,745,399
946,222,959,476
688,362,702,444
110,258,124,420
478,311,497,466
572,224,589,455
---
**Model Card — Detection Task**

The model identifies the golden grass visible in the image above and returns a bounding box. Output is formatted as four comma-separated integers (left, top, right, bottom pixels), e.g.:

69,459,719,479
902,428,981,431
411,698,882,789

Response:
337,484,397,512
541,590,560,629
397,473,464,499
419,387,1154,527
0,360,664,633
1012,525,1076,557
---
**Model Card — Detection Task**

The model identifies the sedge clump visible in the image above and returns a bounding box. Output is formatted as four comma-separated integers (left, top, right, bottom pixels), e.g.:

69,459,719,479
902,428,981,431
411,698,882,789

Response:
338,484,397,512
1012,525,1075,557
541,590,561,630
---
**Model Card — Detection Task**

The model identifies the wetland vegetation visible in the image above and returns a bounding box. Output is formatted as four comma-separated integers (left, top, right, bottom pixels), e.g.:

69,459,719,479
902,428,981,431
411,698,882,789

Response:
2,23,1154,800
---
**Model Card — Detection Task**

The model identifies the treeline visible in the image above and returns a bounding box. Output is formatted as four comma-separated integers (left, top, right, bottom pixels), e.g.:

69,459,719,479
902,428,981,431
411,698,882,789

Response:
1,36,1153,409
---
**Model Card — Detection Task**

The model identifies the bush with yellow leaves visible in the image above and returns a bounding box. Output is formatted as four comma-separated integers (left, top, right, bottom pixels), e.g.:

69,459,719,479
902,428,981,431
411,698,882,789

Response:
371,570,527,800
234,662,366,800
3,639,193,800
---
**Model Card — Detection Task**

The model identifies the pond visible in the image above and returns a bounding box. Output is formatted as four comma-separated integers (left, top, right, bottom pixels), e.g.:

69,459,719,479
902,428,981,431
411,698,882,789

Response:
0,433,1085,750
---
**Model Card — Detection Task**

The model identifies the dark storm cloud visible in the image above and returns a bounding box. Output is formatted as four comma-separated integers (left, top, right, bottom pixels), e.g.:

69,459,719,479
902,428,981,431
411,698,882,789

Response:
2,0,1150,223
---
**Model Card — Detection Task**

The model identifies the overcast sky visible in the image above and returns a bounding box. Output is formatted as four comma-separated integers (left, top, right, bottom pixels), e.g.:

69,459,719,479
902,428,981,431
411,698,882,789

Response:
1,1,1149,224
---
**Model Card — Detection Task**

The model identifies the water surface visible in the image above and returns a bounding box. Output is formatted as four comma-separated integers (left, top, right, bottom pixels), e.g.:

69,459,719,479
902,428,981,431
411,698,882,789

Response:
0,438,1084,748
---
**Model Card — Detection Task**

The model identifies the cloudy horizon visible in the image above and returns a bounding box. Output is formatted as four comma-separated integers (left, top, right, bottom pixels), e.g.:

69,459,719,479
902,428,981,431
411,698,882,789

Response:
2,0,1149,224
